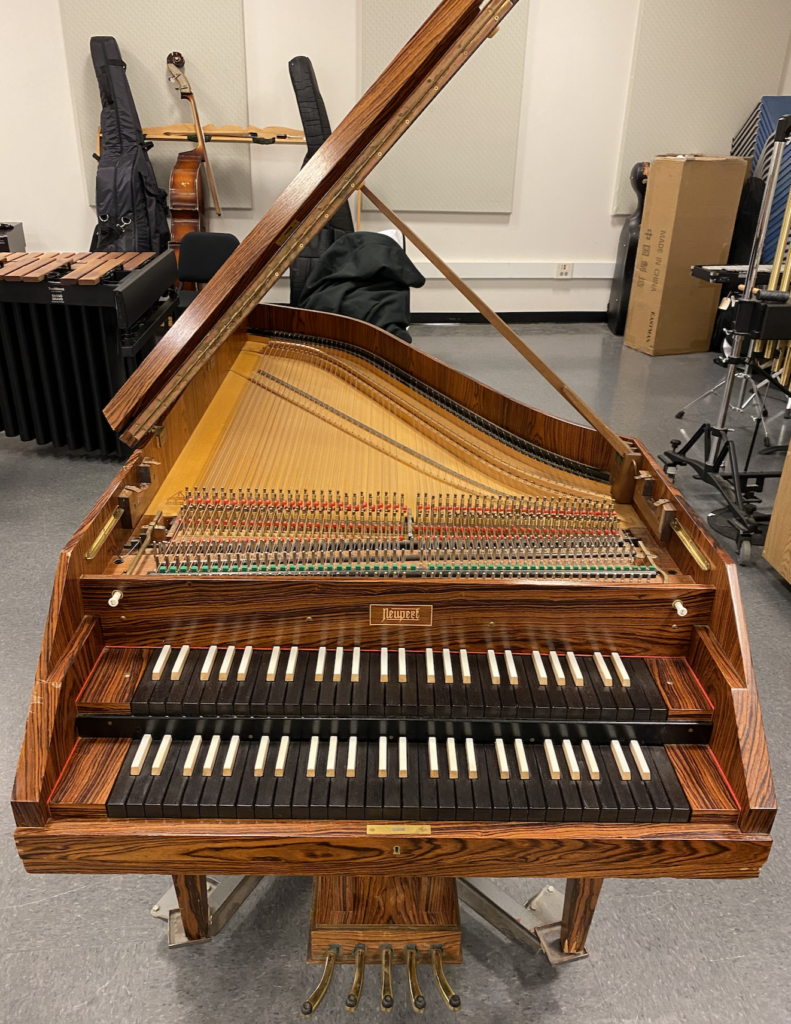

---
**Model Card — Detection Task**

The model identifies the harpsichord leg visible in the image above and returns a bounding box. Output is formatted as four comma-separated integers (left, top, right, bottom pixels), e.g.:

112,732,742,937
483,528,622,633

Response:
172,874,210,941
560,877,604,954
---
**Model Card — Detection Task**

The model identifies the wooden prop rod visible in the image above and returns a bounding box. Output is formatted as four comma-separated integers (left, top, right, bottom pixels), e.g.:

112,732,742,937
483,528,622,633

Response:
361,184,632,460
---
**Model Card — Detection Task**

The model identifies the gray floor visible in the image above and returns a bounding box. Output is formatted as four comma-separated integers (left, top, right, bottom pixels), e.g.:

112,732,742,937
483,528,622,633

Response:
1,324,790,1024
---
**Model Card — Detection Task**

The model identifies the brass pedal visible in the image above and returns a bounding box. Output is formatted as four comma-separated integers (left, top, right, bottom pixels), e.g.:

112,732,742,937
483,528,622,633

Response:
405,945,426,1013
432,946,461,1010
345,944,366,1011
380,945,394,1011
302,944,339,1017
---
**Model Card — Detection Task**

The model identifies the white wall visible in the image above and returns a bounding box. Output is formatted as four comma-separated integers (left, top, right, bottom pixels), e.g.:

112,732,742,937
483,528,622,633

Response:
2,1,790,313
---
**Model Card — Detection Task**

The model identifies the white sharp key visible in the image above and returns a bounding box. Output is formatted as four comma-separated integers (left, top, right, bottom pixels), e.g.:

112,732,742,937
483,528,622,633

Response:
346,735,358,777
151,734,172,776
131,733,152,775
544,738,561,780
378,736,388,777
237,645,253,681
428,736,439,778
183,735,202,776
307,735,320,777
532,651,548,685
200,644,218,681
223,735,240,776
495,737,509,779
326,736,338,777
380,647,389,683
171,644,190,681
581,739,600,779
465,737,477,779
399,737,408,777
562,739,580,780
549,651,565,685
611,739,631,780
426,648,436,684
253,736,270,777
594,651,613,686
630,740,651,780
285,645,299,682
398,647,407,683
504,649,518,686
219,645,236,681
151,645,172,681
202,734,221,776
442,648,453,684
514,738,529,779
460,649,471,685
266,646,281,682
611,652,631,687
274,735,290,777
351,646,361,683
446,737,458,779
333,647,344,682
315,646,327,681
566,651,584,686
487,649,500,685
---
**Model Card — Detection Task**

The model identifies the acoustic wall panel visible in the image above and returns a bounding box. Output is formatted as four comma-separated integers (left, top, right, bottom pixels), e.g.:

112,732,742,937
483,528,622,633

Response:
60,0,251,208
362,0,530,213
614,0,791,214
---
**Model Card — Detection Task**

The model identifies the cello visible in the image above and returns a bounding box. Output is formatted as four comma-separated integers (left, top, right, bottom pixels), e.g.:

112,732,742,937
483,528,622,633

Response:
166,52,222,259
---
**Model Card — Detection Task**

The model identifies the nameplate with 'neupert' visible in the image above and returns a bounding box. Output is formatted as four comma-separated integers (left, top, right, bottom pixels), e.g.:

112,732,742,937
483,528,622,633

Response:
369,604,433,626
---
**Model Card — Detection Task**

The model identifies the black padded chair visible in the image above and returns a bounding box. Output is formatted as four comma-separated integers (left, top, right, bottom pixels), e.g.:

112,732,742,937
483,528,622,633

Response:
177,231,240,310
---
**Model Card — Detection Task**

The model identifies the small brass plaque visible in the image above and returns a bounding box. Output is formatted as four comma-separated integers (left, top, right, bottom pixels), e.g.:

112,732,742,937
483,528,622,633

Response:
275,218,301,246
366,824,431,835
369,604,433,626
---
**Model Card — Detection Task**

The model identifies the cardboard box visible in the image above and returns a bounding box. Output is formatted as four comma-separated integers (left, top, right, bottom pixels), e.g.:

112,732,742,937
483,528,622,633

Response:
624,155,747,356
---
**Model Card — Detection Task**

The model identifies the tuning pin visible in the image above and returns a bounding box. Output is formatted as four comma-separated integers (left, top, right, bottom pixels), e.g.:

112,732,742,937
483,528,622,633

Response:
346,944,366,1011
301,945,339,1017
431,946,461,1010
405,946,426,1013
380,945,394,1012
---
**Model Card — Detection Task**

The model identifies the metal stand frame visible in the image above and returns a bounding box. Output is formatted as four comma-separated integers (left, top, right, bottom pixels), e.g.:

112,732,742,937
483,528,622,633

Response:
151,875,262,949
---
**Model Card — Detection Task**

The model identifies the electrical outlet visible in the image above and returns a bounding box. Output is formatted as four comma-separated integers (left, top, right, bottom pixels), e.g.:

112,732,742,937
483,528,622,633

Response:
555,263,574,279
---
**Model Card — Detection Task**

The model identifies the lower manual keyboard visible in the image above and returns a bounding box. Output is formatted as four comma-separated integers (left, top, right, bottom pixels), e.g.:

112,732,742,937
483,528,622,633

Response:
104,734,693,824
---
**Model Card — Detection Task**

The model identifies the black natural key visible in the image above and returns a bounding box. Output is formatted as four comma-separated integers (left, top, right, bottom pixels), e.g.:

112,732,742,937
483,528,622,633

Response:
180,756,208,819
523,746,547,822
535,744,564,822
383,743,401,818
622,746,655,823
328,741,349,819
250,653,275,716
182,653,209,717
543,671,568,719
418,742,439,821
598,745,636,823
634,746,672,824
236,744,261,819
520,656,550,719
484,745,511,821
310,741,331,820
401,743,420,820
431,654,452,719
334,653,354,718
367,653,385,717
346,741,367,819
107,741,140,818
365,740,384,819
266,650,290,716
576,663,602,720
318,654,338,715
588,749,618,823
384,651,401,718
581,659,617,721
402,653,419,718
144,740,185,819
572,744,601,823
216,648,242,716
503,744,528,822
646,747,690,823
452,744,474,822
301,652,322,715
626,659,668,722
291,741,313,819
199,741,230,817
163,740,197,818
477,654,502,719
351,652,369,717
609,670,636,721
272,740,299,818
448,666,468,719
556,755,583,823
465,656,485,719
561,677,584,719
511,655,536,720
254,751,278,819
153,651,195,716
219,740,251,818
198,651,225,716
469,743,493,821
233,650,263,717
284,652,309,717
618,662,650,722
126,744,158,818
497,671,517,719
436,742,457,821
417,652,435,718
131,649,169,715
